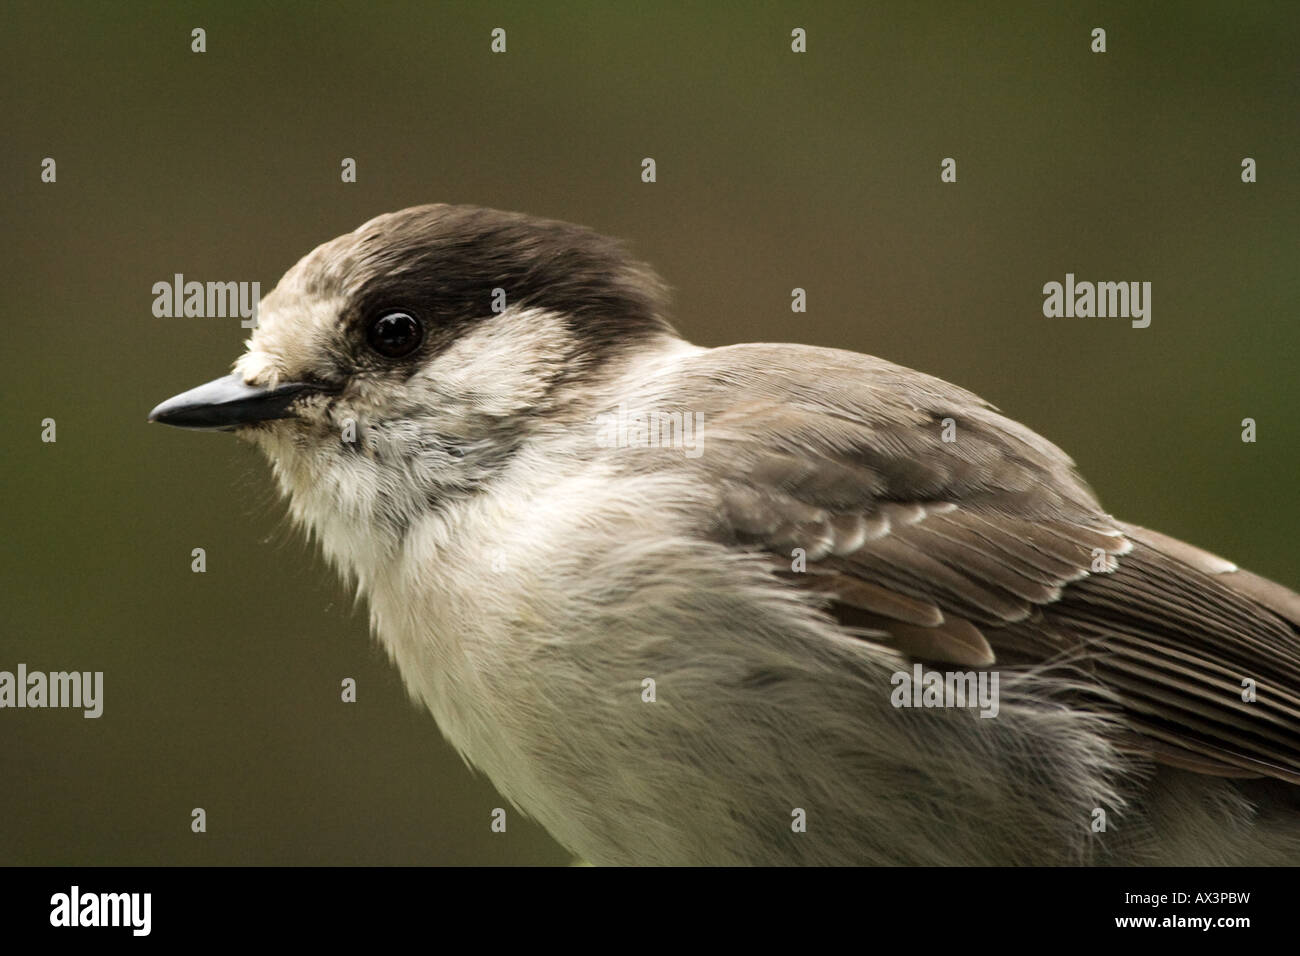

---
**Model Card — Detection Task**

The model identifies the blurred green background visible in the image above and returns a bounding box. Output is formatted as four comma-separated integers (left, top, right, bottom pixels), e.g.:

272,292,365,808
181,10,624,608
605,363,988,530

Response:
2,1,1297,865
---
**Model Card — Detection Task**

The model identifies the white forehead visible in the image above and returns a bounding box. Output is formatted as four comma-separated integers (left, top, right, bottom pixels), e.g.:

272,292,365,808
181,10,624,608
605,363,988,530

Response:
233,233,358,387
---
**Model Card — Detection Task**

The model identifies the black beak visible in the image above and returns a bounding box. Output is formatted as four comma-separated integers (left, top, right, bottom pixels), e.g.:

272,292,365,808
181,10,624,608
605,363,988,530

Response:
148,373,326,431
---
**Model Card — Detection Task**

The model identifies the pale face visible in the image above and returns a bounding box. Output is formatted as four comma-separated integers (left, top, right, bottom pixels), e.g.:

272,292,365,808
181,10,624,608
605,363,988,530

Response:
150,204,676,579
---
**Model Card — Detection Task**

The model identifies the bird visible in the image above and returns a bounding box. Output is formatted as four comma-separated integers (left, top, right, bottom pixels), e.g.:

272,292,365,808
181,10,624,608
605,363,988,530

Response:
149,204,1300,865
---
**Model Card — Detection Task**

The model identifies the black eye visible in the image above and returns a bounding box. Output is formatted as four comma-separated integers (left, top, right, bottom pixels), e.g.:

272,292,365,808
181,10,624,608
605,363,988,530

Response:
365,311,424,358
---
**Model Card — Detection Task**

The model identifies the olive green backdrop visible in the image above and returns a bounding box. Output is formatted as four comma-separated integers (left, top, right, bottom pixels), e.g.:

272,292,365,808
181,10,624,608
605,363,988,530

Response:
3,1,1297,864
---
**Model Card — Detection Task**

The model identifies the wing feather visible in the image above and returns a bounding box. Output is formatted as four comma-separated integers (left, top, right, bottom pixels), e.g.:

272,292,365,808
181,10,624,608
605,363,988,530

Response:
644,343,1300,785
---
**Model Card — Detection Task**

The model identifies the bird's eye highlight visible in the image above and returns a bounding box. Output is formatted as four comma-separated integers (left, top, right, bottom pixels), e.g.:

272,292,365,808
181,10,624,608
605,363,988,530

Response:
365,311,424,358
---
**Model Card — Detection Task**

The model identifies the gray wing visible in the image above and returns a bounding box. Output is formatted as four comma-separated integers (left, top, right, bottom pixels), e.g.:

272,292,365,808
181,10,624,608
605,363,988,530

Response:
652,343,1300,784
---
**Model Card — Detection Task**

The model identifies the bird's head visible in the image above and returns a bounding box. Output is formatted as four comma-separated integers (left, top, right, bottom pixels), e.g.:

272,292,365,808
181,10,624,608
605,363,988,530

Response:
149,204,676,572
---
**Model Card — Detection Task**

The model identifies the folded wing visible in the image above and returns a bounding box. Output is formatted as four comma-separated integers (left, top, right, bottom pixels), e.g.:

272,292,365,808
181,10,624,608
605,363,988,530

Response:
648,343,1300,783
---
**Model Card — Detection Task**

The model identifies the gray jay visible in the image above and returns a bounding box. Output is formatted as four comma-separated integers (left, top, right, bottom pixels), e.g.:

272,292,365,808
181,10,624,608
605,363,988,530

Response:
150,204,1300,865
